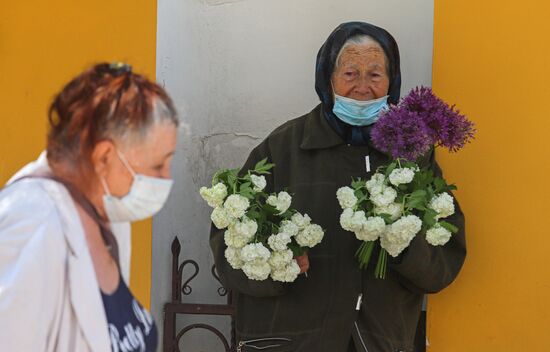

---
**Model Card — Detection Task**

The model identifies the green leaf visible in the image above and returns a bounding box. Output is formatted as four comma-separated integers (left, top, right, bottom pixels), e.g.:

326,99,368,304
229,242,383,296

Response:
262,203,280,215
351,178,366,190
423,209,438,227
254,158,267,170
288,241,306,257
403,161,419,169
378,213,393,223
240,189,255,200
410,189,427,199
385,162,397,178
354,189,366,200
246,210,261,220
439,221,459,234
227,173,238,193
433,177,447,192
254,158,275,174
212,168,234,185
406,189,428,209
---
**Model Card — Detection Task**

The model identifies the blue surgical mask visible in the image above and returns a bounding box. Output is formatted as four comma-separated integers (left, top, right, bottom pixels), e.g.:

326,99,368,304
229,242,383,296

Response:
332,94,389,126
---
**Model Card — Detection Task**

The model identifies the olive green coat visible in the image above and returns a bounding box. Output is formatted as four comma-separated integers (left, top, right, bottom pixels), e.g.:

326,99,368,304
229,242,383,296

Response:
210,105,466,352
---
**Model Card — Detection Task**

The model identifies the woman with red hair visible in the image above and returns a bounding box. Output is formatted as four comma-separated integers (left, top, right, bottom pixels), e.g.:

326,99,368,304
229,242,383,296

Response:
0,63,179,352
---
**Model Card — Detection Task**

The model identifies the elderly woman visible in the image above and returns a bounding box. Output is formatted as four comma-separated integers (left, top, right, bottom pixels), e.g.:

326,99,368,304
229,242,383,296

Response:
0,63,178,351
211,22,466,351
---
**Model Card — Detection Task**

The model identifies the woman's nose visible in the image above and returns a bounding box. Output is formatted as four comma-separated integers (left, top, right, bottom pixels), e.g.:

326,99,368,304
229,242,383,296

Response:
354,77,373,97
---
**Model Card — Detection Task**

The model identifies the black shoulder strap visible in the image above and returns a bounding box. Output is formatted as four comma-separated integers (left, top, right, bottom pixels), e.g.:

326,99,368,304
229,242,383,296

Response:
12,174,120,267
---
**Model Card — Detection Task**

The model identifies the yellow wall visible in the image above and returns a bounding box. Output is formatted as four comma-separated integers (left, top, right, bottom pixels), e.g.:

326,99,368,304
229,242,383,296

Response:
0,1,157,308
430,1,550,350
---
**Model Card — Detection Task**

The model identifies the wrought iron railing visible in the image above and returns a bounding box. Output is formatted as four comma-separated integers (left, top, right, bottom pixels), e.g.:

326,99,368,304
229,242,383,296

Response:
163,237,236,352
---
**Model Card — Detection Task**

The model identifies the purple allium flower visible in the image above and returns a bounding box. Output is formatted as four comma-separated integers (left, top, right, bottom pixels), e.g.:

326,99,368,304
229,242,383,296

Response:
402,87,476,152
430,104,476,152
371,107,433,161
372,86,476,159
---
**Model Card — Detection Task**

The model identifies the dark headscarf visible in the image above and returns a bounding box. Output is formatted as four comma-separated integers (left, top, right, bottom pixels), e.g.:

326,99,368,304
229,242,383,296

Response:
315,22,401,145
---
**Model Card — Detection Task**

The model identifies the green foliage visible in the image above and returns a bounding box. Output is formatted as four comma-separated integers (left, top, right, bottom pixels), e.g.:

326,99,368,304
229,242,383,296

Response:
406,189,428,211
253,158,275,175
288,242,306,257
439,220,459,234
384,161,397,178
423,208,438,228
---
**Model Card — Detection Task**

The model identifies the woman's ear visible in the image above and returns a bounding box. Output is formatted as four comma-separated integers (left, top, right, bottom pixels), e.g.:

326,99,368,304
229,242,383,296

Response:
91,140,116,177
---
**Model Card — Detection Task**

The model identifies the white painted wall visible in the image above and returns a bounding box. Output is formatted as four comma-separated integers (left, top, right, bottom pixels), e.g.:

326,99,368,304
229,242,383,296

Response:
154,0,434,349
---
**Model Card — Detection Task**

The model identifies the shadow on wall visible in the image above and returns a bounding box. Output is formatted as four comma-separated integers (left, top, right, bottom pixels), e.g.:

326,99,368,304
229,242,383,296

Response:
187,132,262,187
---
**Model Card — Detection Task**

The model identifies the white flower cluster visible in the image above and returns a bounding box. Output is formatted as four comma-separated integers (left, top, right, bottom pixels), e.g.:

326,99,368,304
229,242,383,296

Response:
380,215,422,257
219,207,323,282
425,192,455,246
270,260,301,282
267,191,292,214
426,223,452,246
291,213,324,248
336,187,358,209
224,217,258,248
388,167,416,186
279,220,299,237
268,232,292,251
370,181,397,208
250,175,267,192
365,173,386,194
200,183,228,208
340,208,386,242
206,192,252,230
240,243,271,281
375,203,403,221
224,194,250,219
260,211,323,281
291,213,311,229
268,248,300,282
211,207,234,229
428,192,455,220
296,224,324,247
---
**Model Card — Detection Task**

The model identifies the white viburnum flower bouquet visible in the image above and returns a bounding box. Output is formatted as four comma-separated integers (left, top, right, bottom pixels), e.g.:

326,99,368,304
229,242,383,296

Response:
200,159,325,282
337,87,476,279
337,161,458,279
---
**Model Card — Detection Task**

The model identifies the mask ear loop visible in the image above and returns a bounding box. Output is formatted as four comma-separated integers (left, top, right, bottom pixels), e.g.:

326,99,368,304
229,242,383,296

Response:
115,149,137,177
99,176,112,196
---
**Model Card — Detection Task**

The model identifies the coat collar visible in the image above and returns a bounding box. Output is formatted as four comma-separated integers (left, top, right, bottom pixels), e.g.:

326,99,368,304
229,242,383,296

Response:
300,104,345,150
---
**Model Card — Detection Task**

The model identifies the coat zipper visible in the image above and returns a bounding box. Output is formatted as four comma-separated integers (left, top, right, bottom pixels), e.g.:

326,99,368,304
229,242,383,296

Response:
237,337,292,351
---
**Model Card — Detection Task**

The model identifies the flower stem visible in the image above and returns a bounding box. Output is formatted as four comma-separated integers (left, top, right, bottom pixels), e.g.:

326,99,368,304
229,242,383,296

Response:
356,241,375,270
375,249,388,279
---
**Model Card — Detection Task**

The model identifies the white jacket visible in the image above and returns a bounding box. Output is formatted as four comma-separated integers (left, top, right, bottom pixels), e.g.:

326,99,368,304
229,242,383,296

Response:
0,152,131,351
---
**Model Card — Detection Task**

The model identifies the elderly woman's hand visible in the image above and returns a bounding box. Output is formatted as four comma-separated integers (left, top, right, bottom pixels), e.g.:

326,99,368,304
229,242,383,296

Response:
295,254,310,274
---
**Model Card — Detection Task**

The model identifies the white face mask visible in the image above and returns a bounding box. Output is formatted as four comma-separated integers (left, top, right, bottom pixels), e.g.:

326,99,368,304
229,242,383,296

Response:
100,150,173,223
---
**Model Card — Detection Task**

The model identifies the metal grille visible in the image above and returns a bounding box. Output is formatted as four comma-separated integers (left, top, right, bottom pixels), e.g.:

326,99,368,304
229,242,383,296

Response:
163,237,236,352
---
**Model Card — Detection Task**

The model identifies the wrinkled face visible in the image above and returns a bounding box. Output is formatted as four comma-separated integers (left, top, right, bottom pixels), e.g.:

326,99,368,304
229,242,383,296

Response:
99,120,178,198
331,44,390,101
